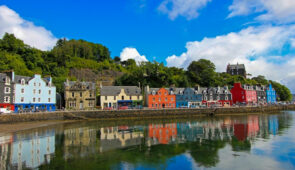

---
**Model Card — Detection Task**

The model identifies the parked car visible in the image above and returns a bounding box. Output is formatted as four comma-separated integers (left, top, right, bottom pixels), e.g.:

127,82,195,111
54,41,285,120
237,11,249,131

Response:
0,108,12,114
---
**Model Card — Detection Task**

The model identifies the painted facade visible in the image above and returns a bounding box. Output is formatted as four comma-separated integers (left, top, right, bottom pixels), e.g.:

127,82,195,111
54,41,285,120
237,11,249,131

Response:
64,80,96,110
202,86,232,107
254,85,267,105
175,87,203,108
266,84,276,103
145,86,176,109
0,72,15,111
14,74,56,112
231,83,257,105
100,86,143,110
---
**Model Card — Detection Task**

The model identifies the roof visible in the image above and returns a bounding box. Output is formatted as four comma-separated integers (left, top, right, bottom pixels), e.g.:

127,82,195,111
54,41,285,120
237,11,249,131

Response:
65,81,96,90
227,63,245,70
101,86,141,96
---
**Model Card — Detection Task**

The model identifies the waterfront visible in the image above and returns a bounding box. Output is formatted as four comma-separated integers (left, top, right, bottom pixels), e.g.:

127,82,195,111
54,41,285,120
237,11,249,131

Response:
0,111,295,169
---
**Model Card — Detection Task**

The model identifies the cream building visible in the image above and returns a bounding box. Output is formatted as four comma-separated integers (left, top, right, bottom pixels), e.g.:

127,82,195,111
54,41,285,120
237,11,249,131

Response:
100,86,143,109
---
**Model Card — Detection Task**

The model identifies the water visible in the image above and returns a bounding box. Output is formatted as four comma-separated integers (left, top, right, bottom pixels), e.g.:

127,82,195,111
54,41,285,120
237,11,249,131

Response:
1,111,295,170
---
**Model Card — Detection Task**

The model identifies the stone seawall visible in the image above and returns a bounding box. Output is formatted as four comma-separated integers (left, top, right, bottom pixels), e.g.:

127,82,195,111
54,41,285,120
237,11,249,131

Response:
0,105,295,124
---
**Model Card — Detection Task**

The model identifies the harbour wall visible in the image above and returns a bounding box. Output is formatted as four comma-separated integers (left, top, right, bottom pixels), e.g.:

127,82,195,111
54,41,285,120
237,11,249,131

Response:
0,105,295,124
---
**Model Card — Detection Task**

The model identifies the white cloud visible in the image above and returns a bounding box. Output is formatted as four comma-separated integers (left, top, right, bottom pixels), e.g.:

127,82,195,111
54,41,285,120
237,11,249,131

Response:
228,0,295,23
165,25,295,92
291,38,295,48
120,47,148,64
0,5,57,51
158,0,212,20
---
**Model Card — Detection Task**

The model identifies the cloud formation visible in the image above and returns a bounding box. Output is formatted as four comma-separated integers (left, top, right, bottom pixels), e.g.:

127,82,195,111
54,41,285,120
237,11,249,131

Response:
166,25,295,92
158,0,211,20
228,0,295,23
120,47,148,64
0,5,57,51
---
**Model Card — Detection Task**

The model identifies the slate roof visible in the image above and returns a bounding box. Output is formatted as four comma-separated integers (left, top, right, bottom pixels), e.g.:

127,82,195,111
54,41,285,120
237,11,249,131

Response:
65,81,96,90
227,64,245,69
101,86,141,96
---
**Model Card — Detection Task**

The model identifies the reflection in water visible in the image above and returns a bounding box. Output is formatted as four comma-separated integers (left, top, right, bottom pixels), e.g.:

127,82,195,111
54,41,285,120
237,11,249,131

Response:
0,112,294,169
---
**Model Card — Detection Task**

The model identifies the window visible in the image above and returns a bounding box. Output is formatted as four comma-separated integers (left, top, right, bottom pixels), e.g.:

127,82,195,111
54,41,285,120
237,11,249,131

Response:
122,96,124,100
5,77,10,85
39,90,41,94
4,96,9,103
49,90,51,95
225,96,228,100
114,96,116,100
165,97,168,101
33,98,36,102
138,96,140,100
153,97,155,102
171,98,174,101
21,88,24,94
39,83,41,87
38,98,41,102
105,96,107,100
21,97,24,102
33,89,36,94
4,87,10,93
80,92,82,97
48,98,51,102
159,98,161,101
34,82,36,86
72,92,75,97
21,79,25,85
130,96,132,100
90,93,92,97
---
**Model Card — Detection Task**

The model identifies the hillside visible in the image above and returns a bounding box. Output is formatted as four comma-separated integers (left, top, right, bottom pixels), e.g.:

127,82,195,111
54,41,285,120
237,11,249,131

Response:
0,33,292,101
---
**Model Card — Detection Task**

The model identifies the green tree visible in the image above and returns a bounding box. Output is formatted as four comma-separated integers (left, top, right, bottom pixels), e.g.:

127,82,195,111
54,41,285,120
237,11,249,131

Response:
187,59,216,87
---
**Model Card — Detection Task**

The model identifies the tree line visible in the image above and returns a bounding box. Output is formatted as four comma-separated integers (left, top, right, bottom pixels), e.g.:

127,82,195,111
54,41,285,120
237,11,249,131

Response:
0,33,292,101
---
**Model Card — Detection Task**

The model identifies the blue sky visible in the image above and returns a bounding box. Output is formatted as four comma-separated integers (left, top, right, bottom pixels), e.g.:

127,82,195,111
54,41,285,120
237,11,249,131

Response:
1,0,295,92
0,0,257,61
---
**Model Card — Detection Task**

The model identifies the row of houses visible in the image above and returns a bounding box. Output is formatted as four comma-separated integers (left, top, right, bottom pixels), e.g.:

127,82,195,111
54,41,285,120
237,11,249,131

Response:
0,71,277,112
100,83,276,110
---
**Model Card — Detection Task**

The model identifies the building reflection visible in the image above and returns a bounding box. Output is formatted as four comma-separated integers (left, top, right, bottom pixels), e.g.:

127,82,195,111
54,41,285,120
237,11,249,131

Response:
0,134,13,170
148,123,177,145
100,126,144,152
10,129,55,170
63,127,97,159
0,113,286,169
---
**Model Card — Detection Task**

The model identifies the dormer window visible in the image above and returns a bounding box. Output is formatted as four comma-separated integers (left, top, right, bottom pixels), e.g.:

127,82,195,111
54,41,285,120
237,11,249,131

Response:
48,82,51,87
21,79,25,85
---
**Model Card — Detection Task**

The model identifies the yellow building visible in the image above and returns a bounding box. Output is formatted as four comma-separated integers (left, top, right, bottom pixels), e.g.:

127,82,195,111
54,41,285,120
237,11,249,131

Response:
100,86,143,109
64,80,96,110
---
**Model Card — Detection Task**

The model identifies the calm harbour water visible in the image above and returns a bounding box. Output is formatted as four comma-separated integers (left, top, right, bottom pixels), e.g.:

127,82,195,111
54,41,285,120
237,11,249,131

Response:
1,111,295,170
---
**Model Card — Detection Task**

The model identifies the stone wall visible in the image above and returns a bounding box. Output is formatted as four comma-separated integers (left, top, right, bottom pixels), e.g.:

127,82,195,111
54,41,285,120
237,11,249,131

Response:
1,105,295,124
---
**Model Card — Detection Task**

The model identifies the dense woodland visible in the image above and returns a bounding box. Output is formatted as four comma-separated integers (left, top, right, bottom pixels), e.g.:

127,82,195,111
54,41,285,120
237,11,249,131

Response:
0,33,292,101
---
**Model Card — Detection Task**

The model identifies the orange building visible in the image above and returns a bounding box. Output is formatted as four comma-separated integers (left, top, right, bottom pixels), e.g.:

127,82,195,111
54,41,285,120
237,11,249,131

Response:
145,86,176,109
148,123,177,144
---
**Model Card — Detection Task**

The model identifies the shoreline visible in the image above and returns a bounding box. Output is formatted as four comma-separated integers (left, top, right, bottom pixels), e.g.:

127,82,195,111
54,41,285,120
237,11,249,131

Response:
0,105,294,125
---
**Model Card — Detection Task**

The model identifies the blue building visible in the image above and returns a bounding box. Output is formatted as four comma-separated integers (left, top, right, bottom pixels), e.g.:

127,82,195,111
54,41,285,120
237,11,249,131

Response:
14,74,56,112
266,84,276,104
175,87,203,108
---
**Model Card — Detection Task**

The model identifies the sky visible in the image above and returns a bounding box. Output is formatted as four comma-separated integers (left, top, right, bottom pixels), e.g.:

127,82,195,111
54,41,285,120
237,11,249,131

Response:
0,0,295,92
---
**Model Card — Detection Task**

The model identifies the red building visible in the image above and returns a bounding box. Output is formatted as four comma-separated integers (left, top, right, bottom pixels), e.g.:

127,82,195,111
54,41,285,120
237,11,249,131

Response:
145,87,176,109
231,83,257,105
148,123,177,144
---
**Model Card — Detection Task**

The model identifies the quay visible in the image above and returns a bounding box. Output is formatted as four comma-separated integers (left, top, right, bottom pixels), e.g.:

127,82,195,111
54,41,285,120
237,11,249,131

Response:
0,105,295,124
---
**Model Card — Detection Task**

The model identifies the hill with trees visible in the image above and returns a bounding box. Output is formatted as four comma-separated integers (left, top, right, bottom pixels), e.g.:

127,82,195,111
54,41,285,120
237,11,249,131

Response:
0,33,292,101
